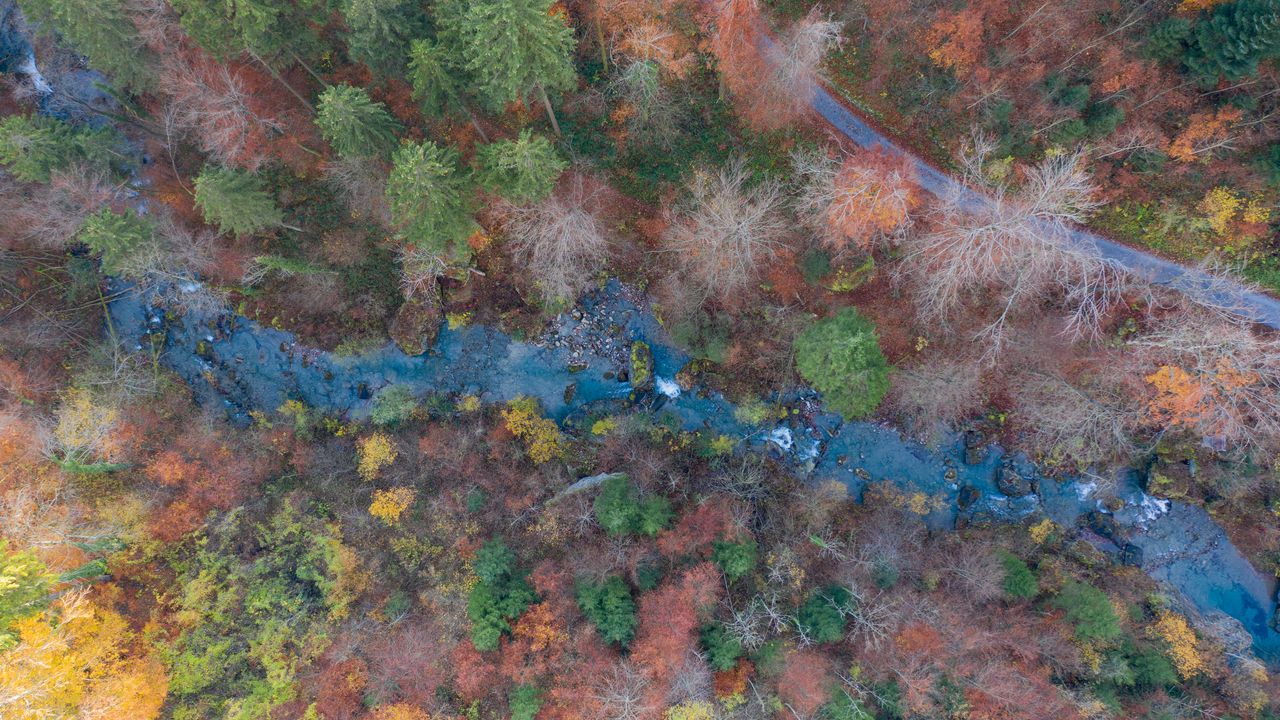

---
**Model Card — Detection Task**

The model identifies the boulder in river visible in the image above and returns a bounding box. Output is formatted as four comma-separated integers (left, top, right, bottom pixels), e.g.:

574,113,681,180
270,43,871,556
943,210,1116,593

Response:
1146,460,1193,500
957,485,981,509
1085,511,1122,541
1120,543,1144,567
963,429,986,465
629,341,653,391
389,294,442,356
996,465,1034,497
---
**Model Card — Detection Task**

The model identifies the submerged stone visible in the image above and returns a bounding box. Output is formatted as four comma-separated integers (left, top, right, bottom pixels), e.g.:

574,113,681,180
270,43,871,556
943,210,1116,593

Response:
997,465,1033,497
957,485,981,509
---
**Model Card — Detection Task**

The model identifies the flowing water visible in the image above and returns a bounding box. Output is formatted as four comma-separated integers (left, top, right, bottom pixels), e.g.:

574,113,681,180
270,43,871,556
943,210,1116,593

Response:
109,279,1280,663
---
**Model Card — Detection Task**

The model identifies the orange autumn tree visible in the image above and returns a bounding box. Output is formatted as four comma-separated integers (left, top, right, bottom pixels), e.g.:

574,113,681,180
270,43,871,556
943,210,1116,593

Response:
1167,106,1242,163
1139,311,1280,452
796,147,920,252
925,7,985,76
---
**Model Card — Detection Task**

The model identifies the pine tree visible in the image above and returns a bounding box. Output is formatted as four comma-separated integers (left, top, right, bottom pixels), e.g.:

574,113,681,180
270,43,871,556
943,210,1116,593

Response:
78,208,153,275
315,85,402,159
575,576,637,646
342,0,429,76
407,38,464,118
475,129,566,204
0,115,114,182
19,0,154,91
385,140,475,256
1183,0,1280,85
193,166,284,237
443,0,577,134
171,0,328,61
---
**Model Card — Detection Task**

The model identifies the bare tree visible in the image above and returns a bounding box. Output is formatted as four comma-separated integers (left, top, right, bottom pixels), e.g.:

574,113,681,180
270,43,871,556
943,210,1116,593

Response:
323,155,392,227
506,177,611,304
897,138,1127,360
398,245,448,303
663,157,789,302
765,10,844,121
889,355,985,440
0,167,121,251
1132,309,1280,454
666,648,713,705
943,545,1004,603
1009,365,1143,466
592,662,656,720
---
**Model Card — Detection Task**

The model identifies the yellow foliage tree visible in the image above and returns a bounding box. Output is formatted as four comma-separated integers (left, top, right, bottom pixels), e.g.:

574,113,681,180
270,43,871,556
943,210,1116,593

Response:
1199,186,1243,236
1149,611,1203,679
357,433,398,480
369,487,417,526
1145,360,1261,435
366,703,431,720
502,397,563,464
0,591,167,720
50,388,122,467
665,700,715,720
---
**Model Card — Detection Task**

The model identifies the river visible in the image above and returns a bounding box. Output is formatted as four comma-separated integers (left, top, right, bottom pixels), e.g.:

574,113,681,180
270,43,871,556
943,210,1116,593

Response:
109,279,1280,664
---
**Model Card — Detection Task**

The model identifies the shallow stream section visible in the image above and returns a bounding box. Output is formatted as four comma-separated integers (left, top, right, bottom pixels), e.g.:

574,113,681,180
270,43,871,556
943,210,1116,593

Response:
109,279,1280,663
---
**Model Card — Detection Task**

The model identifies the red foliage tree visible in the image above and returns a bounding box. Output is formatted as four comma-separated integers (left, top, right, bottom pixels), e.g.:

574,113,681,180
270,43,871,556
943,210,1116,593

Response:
630,562,720,705
655,498,733,560
778,650,831,717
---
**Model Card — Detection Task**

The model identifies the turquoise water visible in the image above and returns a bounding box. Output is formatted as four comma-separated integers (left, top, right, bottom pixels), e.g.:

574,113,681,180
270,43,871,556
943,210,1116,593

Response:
109,279,1280,663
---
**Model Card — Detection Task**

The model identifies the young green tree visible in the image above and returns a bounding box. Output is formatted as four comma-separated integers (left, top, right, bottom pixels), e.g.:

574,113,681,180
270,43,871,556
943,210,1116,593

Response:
19,0,154,91
170,0,328,61
794,308,890,419
442,0,577,134
466,539,537,650
0,115,113,182
575,575,637,646
1053,581,1121,642
0,542,53,651
78,208,153,276
385,140,475,257
475,129,566,204
712,539,757,581
1183,0,1280,85
341,0,430,77
193,166,284,237
315,85,402,159
593,474,672,537
999,551,1039,600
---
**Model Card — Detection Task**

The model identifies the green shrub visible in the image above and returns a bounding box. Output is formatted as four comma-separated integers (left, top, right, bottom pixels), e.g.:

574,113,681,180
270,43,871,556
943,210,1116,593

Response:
1053,581,1121,642
576,575,637,646
794,308,890,419
796,585,851,644
999,552,1039,600
370,385,419,426
593,474,671,536
700,623,743,671
712,539,757,581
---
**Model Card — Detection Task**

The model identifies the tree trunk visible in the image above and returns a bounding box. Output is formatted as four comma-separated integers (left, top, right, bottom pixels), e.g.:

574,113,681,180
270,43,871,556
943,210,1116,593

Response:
248,50,313,111
537,82,562,137
596,18,609,74
463,104,490,143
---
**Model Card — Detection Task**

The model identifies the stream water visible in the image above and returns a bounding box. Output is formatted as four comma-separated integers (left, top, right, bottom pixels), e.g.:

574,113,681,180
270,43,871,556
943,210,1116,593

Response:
109,279,1280,664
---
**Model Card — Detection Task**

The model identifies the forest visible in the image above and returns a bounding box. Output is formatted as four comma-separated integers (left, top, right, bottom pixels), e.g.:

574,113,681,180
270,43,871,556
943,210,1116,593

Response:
0,0,1279,719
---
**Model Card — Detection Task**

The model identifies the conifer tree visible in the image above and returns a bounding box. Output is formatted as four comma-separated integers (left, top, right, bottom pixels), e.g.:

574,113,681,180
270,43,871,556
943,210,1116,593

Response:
316,85,402,159
193,166,284,237
407,38,464,118
475,129,566,204
442,0,577,134
342,0,429,77
0,115,113,182
18,0,154,91
385,140,475,256
1183,0,1280,84
78,208,153,275
170,0,327,61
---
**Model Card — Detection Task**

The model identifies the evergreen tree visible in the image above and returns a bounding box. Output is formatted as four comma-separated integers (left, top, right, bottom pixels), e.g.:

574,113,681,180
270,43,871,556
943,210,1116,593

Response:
796,585,851,644
442,0,577,133
592,474,672,537
19,0,154,91
509,685,544,720
1183,0,1280,85
193,166,284,237
1053,582,1121,642
0,115,114,182
712,539,758,581
794,308,891,419
466,539,536,651
475,129,566,204
700,623,743,671
171,0,328,61
999,551,1039,600
316,85,402,159
385,140,475,256
342,0,430,77
408,38,464,117
78,208,153,276
575,575,637,646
